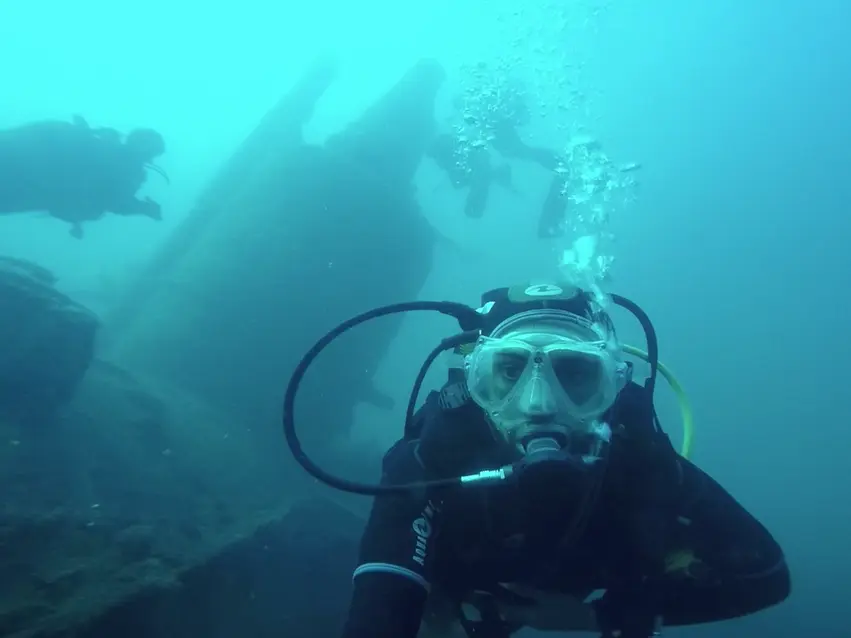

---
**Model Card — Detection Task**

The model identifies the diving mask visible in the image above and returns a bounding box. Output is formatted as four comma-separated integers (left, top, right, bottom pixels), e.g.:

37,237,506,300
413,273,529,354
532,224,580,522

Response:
465,309,628,441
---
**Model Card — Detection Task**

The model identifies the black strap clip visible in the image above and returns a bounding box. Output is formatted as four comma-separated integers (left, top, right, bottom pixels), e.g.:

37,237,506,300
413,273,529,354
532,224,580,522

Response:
438,381,471,411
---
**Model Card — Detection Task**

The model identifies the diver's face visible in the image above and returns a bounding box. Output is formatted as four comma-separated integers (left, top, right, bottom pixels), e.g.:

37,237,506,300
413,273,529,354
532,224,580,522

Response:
488,331,611,451
467,311,623,453
488,333,589,450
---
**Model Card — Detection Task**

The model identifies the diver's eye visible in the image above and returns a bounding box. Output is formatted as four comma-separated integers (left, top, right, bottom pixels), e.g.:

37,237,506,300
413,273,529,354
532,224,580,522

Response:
552,355,603,404
494,352,527,382
552,355,599,385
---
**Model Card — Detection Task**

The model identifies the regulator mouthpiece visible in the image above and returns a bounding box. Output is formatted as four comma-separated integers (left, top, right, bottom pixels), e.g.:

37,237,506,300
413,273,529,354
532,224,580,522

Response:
523,436,564,461
514,436,574,482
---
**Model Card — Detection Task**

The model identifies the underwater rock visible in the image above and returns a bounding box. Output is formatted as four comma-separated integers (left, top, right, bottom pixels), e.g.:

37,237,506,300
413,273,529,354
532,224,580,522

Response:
49,498,363,638
0,256,97,423
0,358,304,638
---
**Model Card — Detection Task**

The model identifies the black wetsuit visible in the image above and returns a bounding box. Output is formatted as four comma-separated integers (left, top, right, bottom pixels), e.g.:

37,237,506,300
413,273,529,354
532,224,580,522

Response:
427,133,512,219
428,120,567,237
491,119,560,171
0,118,160,236
342,381,791,638
490,119,568,238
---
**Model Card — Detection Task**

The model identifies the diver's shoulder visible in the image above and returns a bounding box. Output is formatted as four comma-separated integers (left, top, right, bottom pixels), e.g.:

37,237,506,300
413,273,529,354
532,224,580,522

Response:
610,381,676,459
612,381,654,425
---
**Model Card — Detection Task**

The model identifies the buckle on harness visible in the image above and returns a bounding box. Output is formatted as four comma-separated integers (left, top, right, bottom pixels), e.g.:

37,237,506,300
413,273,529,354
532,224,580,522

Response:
438,381,471,411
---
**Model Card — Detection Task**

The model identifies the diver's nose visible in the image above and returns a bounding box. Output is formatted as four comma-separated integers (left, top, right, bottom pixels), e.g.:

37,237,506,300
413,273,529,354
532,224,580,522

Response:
521,375,558,421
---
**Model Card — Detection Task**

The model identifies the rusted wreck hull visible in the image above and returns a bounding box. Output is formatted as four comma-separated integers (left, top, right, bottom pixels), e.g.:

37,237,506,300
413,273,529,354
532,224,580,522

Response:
105,59,446,450
0,59,446,638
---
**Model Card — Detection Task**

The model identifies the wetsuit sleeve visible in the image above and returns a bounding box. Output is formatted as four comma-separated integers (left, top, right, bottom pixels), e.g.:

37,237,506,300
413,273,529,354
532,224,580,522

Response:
653,459,791,626
341,438,440,638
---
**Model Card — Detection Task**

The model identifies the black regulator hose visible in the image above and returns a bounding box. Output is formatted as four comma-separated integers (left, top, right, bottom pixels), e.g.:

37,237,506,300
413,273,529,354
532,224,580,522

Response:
283,294,660,497
282,301,482,496
611,293,659,397
404,330,481,430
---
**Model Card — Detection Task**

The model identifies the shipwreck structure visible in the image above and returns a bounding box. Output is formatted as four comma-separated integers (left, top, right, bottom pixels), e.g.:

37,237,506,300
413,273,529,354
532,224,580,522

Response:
0,57,446,638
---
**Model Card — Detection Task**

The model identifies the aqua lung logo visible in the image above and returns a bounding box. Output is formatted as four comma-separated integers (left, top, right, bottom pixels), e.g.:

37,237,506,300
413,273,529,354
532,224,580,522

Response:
411,501,437,566
524,284,564,297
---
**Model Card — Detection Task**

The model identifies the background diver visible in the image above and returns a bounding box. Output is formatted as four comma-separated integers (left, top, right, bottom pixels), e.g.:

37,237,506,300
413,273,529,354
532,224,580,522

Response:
427,132,516,219
429,89,569,239
283,282,791,638
0,115,167,238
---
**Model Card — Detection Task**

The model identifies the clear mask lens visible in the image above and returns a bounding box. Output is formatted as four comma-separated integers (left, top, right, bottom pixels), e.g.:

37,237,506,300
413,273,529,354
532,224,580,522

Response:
466,328,623,427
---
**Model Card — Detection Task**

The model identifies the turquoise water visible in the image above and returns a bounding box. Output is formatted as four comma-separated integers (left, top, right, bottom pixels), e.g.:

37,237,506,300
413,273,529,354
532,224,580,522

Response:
1,0,848,635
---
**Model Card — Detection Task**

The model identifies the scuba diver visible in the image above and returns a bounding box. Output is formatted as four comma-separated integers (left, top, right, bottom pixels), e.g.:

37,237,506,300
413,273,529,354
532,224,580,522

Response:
489,113,567,239
0,115,167,238
429,89,568,238
283,282,791,638
427,132,516,219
